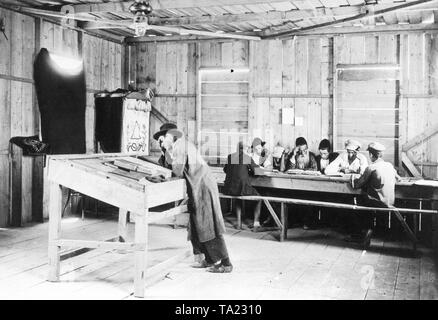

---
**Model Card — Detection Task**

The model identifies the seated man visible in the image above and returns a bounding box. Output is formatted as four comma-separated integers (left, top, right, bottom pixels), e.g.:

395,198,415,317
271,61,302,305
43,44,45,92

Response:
223,141,262,231
314,139,340,226
348,142,397,249
271,145,287,172
223,141,263,231
315,139,339,174
285,137,318,171
285,137,318,229
325,139,368,175
248,137,273,170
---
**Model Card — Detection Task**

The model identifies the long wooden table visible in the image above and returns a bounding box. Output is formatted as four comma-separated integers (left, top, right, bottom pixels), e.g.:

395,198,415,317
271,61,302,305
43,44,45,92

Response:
211,167,438,247
46,153,187,298
211,168,438,201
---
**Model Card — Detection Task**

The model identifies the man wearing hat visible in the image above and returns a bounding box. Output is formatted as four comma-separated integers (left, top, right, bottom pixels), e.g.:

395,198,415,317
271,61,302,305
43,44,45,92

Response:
285,137,317,171
153,122,178,169
349,142,398,249
325,139,368,175
155,125,233,273
249,137,273,170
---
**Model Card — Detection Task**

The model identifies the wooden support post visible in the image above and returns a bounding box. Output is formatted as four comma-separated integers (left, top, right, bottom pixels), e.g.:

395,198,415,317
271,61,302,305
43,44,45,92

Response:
280,203,288,241
10,143,22,227
413,211,418,242
118,209,129,242
48,182,63,282
32,156,44,223
262,199,284,241
280,203,286,242
133,210,148,298
432,201,438,253
392,208,418,251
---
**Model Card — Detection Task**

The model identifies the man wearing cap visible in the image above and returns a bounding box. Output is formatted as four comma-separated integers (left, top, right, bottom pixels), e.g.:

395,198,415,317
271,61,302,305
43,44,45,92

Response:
249,137,273,170
156,126,233,273
325,139,368,175
348,142,398,249
315,139,339,174
285,137,318,171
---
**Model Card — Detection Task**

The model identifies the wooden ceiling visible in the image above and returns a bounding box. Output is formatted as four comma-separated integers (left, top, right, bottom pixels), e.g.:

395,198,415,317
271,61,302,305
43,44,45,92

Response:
1,0,438,42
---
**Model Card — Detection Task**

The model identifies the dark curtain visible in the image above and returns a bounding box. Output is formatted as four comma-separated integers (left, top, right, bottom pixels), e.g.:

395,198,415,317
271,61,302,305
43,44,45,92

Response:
94,96,124,153
33,48,86,155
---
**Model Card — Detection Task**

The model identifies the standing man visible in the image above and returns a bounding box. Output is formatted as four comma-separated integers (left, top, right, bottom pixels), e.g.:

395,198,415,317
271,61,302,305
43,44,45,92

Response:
349,142,398,249
285,137,318,171
325,139,368,175
157,126,233,273
315,139,339,174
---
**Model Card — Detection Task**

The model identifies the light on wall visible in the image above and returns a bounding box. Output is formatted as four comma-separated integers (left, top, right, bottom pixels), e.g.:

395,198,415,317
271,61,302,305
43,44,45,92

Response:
49,53,83,75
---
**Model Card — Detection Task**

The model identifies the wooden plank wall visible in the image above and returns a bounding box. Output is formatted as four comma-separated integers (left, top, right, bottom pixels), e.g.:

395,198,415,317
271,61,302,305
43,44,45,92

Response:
131,33,438,178
131,41,249,153
131,42,196,153
400,33,438,179
0,7,123,226
131,39,331,155
250,38,331,154
333,35,399,164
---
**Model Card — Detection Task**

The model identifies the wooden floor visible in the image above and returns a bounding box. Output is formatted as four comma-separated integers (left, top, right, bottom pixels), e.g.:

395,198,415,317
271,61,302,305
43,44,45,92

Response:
0,212,437,300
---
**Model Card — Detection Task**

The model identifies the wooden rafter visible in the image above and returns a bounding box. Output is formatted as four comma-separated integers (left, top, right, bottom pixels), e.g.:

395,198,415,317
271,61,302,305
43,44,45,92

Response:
275,23,438,36
125,34,248,43
6,5,260,40
263,0,437,39
82,3,416,30
66,0,300,14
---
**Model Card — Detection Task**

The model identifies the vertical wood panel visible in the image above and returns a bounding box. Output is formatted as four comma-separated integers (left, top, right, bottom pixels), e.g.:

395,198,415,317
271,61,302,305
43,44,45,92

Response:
0,7,124,225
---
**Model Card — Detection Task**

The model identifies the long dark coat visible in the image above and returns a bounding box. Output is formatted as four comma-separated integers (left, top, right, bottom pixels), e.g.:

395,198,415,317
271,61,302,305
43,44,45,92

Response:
223,151,259,196
170,137,226,243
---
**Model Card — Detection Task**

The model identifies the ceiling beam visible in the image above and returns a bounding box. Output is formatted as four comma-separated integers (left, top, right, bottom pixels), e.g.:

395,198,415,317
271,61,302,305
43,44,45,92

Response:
67,0,306,14
82,2,436,30
82,8,352,30
0,4,125,43
125,23,438,42
289,23,438,36
126,34,252,43
263,0,437,38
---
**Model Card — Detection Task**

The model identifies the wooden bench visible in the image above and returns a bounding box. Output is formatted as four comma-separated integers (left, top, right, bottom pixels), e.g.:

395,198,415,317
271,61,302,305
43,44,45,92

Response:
219,193,438,250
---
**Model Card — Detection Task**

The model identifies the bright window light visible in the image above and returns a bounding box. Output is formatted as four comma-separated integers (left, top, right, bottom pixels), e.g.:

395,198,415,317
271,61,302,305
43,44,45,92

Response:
49,53,83,75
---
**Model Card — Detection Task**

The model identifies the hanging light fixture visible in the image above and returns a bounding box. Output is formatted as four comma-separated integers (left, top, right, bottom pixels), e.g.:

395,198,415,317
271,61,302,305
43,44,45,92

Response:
129,0,153,16
129,1,153,36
